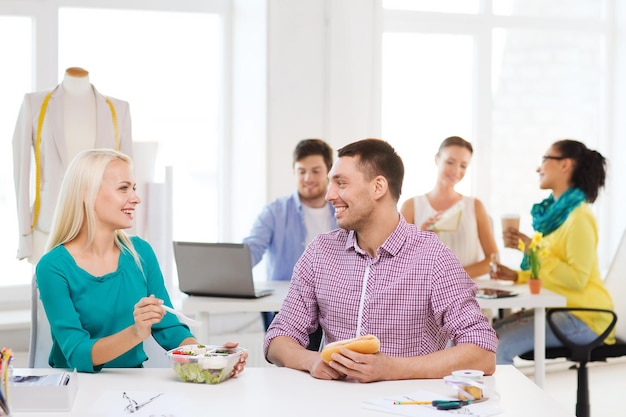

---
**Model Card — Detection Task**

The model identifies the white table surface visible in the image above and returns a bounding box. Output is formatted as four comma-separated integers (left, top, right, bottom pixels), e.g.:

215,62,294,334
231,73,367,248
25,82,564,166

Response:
10,365,573,417
176,280,566,388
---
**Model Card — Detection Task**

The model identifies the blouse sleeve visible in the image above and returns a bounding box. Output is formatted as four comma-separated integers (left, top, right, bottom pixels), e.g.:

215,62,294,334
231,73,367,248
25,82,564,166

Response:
538,208,597,292
133,237,195,349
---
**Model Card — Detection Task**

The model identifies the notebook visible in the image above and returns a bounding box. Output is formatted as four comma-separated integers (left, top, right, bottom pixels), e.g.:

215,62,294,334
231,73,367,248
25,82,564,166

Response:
173,241,274,298
475,288,518,299
428,200,463,232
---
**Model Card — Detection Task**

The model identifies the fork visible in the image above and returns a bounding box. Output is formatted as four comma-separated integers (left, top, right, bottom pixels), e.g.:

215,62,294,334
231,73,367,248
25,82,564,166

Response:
162,305,202,326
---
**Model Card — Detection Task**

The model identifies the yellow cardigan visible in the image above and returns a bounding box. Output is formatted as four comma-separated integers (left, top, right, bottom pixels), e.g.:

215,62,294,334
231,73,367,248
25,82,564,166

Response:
517,203,615,344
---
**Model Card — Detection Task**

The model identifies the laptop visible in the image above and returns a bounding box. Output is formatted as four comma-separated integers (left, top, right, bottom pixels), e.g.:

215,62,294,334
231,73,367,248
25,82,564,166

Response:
173,241,274,298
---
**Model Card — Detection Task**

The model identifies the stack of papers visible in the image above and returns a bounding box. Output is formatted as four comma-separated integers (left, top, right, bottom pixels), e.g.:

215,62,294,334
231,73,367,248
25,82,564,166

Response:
10,370,78,412
429,201,463,232
13,372,71,386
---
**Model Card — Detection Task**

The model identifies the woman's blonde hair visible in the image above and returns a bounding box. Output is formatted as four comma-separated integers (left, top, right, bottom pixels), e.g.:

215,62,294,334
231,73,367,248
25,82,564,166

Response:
46,149,141,267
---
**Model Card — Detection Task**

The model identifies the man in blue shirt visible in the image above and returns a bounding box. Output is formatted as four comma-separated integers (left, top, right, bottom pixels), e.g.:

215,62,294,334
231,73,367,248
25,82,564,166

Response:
244,139,336,348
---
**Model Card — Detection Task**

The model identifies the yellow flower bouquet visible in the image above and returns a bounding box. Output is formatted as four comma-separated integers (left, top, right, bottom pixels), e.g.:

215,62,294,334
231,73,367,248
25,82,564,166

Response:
519,232,544,279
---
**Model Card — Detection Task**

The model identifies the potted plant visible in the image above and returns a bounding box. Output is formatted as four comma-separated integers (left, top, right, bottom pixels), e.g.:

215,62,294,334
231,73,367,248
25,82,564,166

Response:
520,232,544,294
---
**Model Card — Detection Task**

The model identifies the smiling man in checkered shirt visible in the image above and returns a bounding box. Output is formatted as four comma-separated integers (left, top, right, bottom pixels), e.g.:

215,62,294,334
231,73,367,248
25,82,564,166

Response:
264,138,497,383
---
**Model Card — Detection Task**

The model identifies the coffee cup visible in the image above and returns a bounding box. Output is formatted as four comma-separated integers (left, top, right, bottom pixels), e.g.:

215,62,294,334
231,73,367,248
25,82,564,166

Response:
501,214,520,232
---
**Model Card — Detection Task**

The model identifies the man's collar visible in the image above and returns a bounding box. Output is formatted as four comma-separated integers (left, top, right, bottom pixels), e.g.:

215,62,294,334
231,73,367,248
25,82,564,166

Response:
345,215,406,258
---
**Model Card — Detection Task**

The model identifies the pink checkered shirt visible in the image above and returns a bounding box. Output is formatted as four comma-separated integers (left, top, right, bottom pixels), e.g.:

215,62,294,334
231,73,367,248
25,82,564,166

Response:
264,217,498,358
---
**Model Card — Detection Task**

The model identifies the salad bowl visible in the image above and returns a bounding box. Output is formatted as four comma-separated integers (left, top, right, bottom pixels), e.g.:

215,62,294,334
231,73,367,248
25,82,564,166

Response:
167,344,247,384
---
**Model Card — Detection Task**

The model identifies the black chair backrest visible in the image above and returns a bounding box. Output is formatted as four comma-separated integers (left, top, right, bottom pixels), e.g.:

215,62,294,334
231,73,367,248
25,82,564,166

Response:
603,230,626,341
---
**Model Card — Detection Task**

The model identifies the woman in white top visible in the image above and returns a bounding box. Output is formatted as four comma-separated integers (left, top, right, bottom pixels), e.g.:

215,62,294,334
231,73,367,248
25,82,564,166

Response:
400,136,498,278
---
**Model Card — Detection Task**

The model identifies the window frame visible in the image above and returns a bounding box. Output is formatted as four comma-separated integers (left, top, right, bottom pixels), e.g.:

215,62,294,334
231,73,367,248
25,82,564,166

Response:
0,0,233,297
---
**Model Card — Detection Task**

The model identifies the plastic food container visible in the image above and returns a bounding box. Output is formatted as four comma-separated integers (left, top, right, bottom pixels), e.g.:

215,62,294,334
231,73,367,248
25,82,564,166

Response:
167,344,246,384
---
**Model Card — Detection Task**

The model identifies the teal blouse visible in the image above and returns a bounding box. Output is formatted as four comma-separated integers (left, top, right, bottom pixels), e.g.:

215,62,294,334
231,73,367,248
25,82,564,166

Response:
36,236,193,372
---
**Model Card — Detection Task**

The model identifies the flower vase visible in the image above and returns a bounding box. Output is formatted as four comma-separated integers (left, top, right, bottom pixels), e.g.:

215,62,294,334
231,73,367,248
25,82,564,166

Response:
529,279,542,295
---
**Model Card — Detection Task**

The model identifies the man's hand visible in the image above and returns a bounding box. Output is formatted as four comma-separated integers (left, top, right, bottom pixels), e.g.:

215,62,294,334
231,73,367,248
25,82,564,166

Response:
309,356,347,380
325,348,392,383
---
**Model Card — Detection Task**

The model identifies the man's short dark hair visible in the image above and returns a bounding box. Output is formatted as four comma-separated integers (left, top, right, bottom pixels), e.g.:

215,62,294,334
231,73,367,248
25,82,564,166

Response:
337,138,404,202
293,139,334,172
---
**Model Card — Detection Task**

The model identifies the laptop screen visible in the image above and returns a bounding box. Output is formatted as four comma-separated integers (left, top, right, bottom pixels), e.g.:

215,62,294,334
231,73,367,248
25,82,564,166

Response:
173,241,272,298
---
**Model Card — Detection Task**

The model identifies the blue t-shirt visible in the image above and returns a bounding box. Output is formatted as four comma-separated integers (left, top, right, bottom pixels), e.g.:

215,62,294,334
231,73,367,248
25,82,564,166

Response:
36,236,193,372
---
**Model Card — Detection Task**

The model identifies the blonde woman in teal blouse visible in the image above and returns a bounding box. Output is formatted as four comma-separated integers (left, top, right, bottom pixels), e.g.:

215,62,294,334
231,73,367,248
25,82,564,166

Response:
490,140,614,365
36,149,248,373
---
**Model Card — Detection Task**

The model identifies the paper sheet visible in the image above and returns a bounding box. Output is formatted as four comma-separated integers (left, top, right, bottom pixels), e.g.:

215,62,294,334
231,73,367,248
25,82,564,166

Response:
90,390,197,416
429,201,464,232
13,372,69,386
361,389,502,417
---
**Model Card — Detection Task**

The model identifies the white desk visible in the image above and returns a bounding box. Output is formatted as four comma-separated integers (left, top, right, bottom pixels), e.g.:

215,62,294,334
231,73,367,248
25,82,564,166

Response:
476,280,566,388
176,281,290,342
11,365,573,417
177,280,565,388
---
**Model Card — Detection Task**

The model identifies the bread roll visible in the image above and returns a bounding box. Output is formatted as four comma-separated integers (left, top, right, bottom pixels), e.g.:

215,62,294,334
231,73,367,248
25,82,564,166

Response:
458,385,483,401
320,334,380,363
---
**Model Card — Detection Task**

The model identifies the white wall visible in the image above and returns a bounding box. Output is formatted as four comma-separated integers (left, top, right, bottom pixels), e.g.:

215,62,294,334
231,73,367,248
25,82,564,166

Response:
263,0,380,204
266,0,327,201
229,0,268,241
235,0,379,239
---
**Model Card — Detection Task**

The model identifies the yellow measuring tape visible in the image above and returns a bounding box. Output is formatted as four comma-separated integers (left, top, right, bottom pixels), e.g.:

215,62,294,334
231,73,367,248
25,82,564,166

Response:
105,96,120,151
31,90,120,231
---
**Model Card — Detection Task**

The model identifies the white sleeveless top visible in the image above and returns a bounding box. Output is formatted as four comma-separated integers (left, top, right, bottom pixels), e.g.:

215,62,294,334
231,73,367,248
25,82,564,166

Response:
413,195,483,267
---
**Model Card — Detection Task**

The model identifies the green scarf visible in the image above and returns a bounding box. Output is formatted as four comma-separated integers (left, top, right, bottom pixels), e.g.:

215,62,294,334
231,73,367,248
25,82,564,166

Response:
521,187,587,270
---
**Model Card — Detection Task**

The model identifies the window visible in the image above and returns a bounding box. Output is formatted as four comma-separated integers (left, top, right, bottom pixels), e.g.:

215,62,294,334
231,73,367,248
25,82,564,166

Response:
59,7,222,243
383,0,479,14
490,28,604,216
492,0,604,18
0,16,35,286
382,33,474,199
382,1,610,265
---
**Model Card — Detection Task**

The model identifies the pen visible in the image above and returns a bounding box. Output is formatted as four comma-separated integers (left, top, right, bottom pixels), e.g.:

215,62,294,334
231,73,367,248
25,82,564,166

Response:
393,401,433,405
394,399,472,409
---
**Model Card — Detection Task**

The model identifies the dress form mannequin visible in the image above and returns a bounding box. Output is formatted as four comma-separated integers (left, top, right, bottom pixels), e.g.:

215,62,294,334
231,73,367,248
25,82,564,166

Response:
32,68,97,264
13,66,134,264
63,67,97,160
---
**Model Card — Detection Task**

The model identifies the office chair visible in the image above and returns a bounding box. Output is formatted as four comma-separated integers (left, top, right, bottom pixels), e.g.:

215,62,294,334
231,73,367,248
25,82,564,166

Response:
28,274,53,368
29,274,171,369
519,230,626,417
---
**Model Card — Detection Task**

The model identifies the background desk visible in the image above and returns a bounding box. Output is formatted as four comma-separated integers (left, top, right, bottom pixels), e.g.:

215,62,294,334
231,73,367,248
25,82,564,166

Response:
177,281,290,343
476,280,566,388
11,365,573,417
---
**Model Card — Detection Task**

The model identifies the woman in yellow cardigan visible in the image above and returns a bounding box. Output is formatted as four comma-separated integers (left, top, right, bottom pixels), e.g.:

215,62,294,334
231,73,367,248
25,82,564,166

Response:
490,139,614,365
